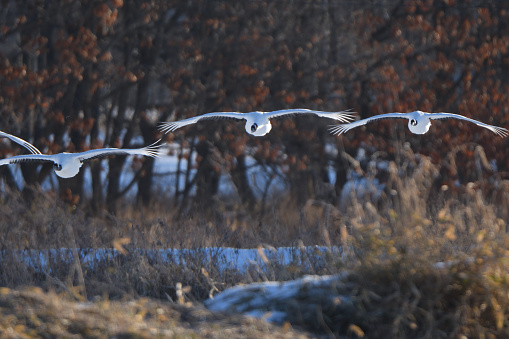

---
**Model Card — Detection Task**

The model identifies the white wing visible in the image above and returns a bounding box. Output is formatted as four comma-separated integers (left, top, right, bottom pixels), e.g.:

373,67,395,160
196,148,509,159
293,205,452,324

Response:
0,131,41,154
0,154,56,166
427,113,508,137
77,140,164,162
329,113,410,135
159,112,247,133
266,109,357,123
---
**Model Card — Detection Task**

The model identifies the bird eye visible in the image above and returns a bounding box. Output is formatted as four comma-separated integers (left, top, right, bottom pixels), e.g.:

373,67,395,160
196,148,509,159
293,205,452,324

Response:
54,163,62,171
410,119,417,126
251,123,258,132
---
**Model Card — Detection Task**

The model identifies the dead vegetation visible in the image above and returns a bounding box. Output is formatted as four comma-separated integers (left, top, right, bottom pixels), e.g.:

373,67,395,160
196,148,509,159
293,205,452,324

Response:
0,148,509,337
0,287,312,338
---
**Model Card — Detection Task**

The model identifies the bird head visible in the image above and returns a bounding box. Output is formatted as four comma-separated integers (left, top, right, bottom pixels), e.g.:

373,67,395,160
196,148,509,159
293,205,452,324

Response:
245,116,272,136
407,112,431,134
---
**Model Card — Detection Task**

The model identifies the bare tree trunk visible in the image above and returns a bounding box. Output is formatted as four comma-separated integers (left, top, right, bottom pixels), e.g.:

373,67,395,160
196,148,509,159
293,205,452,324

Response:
231,154,257,208
334,149,350,199
0,167,19,193
106,156,125,213
89,87,103,214
136,115,157,206
178,135,197,212
194,140,221,207
106,88,129,213
90,162,103,214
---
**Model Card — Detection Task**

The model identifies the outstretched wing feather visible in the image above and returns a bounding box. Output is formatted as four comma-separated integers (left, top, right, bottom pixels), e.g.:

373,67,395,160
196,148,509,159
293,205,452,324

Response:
0,131,42,154
0,154,55,166
329,113,409,135
268,109,357,123
429,113,509,137
159,112,246,133
78,141,165,163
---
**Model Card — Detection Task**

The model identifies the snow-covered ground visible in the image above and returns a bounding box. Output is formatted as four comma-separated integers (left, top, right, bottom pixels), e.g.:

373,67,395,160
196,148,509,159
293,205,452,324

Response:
204,257,470,325
205,273,352,323
3,245,343,274
1,245,350,324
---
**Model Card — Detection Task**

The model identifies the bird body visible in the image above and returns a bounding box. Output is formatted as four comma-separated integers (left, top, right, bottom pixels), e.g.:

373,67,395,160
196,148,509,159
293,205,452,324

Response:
244,111,274,136
0,142,163,178
329,111,508,137
159,109,356,136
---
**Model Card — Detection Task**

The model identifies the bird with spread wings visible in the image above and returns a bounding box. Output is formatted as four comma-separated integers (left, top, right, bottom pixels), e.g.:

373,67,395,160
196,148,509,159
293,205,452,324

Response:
329,111,508,137
0,141,164,178
160,109,356,136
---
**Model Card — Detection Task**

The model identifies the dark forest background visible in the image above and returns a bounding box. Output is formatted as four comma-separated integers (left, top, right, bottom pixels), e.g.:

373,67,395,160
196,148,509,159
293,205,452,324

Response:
1,0,508,216
3,3,509,336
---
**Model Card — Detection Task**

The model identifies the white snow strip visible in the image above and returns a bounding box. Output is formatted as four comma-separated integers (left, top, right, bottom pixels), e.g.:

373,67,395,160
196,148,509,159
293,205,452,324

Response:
0,246,343,274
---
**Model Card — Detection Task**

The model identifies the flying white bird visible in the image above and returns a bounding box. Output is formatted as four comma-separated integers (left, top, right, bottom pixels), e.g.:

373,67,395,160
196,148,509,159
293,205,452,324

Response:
0,131,41,154
0,141,164,178
329,111,508,137
159,109,356,136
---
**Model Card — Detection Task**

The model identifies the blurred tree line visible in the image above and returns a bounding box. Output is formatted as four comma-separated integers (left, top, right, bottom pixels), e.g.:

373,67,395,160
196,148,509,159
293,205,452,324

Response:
0,0,508,215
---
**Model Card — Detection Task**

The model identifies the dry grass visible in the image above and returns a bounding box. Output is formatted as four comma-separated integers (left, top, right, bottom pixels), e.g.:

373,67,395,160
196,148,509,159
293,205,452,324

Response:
346,254,509,338
219,254,509,338
0,287,312,338
0,146,509,337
